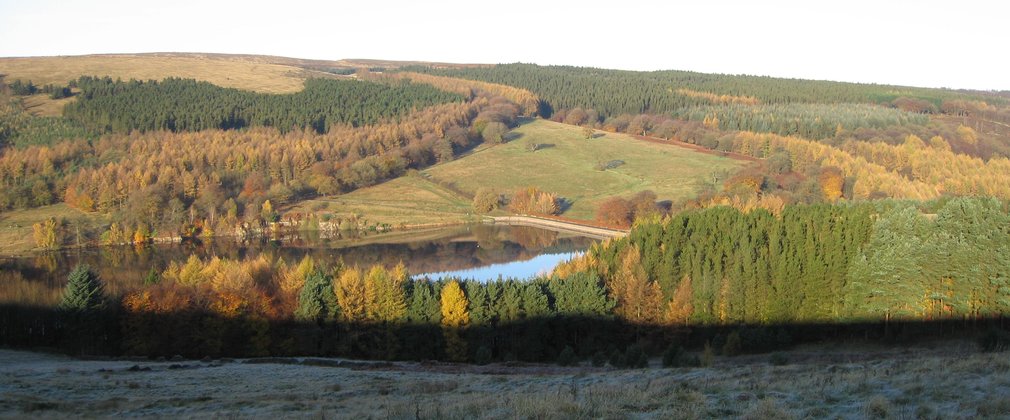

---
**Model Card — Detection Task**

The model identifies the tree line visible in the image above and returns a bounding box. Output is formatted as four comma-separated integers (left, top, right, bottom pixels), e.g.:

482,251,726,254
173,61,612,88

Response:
570,197,1010,326
411,63,1007,120
63,76,464,134
4,198,1009,361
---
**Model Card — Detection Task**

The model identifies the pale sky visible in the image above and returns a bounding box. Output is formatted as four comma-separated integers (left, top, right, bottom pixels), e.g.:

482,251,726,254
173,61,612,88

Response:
1,0,1007,90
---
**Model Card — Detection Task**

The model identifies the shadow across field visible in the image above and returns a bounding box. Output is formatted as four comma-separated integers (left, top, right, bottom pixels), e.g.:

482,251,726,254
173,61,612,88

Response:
2,302,1007,363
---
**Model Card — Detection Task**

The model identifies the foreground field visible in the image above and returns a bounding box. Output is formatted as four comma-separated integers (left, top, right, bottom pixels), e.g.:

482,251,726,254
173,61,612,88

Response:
425,119,745,220
1,343,1007,418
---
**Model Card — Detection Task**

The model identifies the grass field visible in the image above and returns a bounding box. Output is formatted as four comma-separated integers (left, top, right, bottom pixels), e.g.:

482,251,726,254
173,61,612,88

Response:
424,119,745,220
292,175,480,229
3,341,1007,418
0,54,324,94
0,203,108,256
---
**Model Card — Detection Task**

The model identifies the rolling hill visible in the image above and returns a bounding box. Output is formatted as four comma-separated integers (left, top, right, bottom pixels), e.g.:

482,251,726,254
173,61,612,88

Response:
305,118,747,227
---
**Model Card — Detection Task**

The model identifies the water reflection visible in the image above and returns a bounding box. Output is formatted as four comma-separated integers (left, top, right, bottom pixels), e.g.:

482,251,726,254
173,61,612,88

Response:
415,252,582,282
0,225,597,305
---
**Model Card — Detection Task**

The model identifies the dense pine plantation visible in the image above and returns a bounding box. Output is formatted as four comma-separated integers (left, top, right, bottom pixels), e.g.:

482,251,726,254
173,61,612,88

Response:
586,197,1010,325
416,63,1008,117
668,103,928,139
415,64,1010,154
64,76,465,134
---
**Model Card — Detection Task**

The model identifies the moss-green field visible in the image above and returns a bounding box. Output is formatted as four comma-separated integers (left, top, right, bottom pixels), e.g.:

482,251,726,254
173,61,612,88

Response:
0,203,108,256
293,175,480,229
424,119,744,220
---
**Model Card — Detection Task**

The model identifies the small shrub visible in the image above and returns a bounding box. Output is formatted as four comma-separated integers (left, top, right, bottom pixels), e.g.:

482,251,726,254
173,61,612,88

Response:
556,345,577,367
914,404,937,420
723,331,742,356
609,349,625,368
769,352,788,366
864,395,892,419
591,351,607,367
681,354,701,367
662,344,685,368
976,398,1010,417
625,345,648,369
978,328,1010,352
701,343,714,367
472,188,501,214
742,399,793,420
474,346,492,365
143,268,160,286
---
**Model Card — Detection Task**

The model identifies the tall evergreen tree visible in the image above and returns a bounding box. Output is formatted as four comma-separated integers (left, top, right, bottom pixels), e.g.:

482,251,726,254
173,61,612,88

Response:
295,270,337,323
59,264,105,313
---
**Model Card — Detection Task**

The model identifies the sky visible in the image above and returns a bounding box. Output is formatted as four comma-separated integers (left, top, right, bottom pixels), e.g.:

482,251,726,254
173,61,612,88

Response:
1,0,1007,90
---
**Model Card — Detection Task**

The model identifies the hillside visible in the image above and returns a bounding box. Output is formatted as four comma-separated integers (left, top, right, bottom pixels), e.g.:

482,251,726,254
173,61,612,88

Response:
314,118,747,225
0,53,488,95
0,53,324,95
0,53,485,117
430,119,745,219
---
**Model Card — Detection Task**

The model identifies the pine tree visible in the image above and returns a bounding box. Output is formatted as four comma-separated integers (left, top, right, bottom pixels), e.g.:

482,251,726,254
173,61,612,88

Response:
59,264,106,313
295,270,337,322
548,272,614,318
406,280,441,324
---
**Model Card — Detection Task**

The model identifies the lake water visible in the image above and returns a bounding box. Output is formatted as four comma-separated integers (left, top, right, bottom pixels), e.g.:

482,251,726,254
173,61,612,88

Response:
0,224,597,305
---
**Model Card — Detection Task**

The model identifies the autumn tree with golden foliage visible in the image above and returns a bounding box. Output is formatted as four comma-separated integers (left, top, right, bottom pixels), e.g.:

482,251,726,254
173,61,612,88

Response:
608,245,663,324
335,267,367,323
818,166,845,202
510,186,559,216
32,217,60,249
440,280,470,361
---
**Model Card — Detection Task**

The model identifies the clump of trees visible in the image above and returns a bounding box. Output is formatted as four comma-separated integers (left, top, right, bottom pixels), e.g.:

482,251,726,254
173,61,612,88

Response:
32,217,62,249
8,79,38,96
596,190,664,228
472,188,501,213
509,187,559,216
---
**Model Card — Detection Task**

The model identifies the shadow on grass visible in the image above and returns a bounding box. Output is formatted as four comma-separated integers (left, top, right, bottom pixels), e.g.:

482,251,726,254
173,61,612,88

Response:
2,302,1007,363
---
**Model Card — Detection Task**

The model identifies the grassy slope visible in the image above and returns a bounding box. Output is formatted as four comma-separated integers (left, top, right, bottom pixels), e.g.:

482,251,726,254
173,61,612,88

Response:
0,203,108,256
0,54,327,94
426,119,744,220
293,175,479,228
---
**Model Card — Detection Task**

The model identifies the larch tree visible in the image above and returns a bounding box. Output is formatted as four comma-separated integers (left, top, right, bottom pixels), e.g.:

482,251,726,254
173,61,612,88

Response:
440,280,470,361
335,267,367,323
665,275,694,325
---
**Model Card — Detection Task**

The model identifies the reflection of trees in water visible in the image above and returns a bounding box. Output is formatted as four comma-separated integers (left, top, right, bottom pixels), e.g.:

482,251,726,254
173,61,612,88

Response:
32,253,57,274
510,226,559,250
2,226,597,303
472,224,505,250
0,269,62,306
